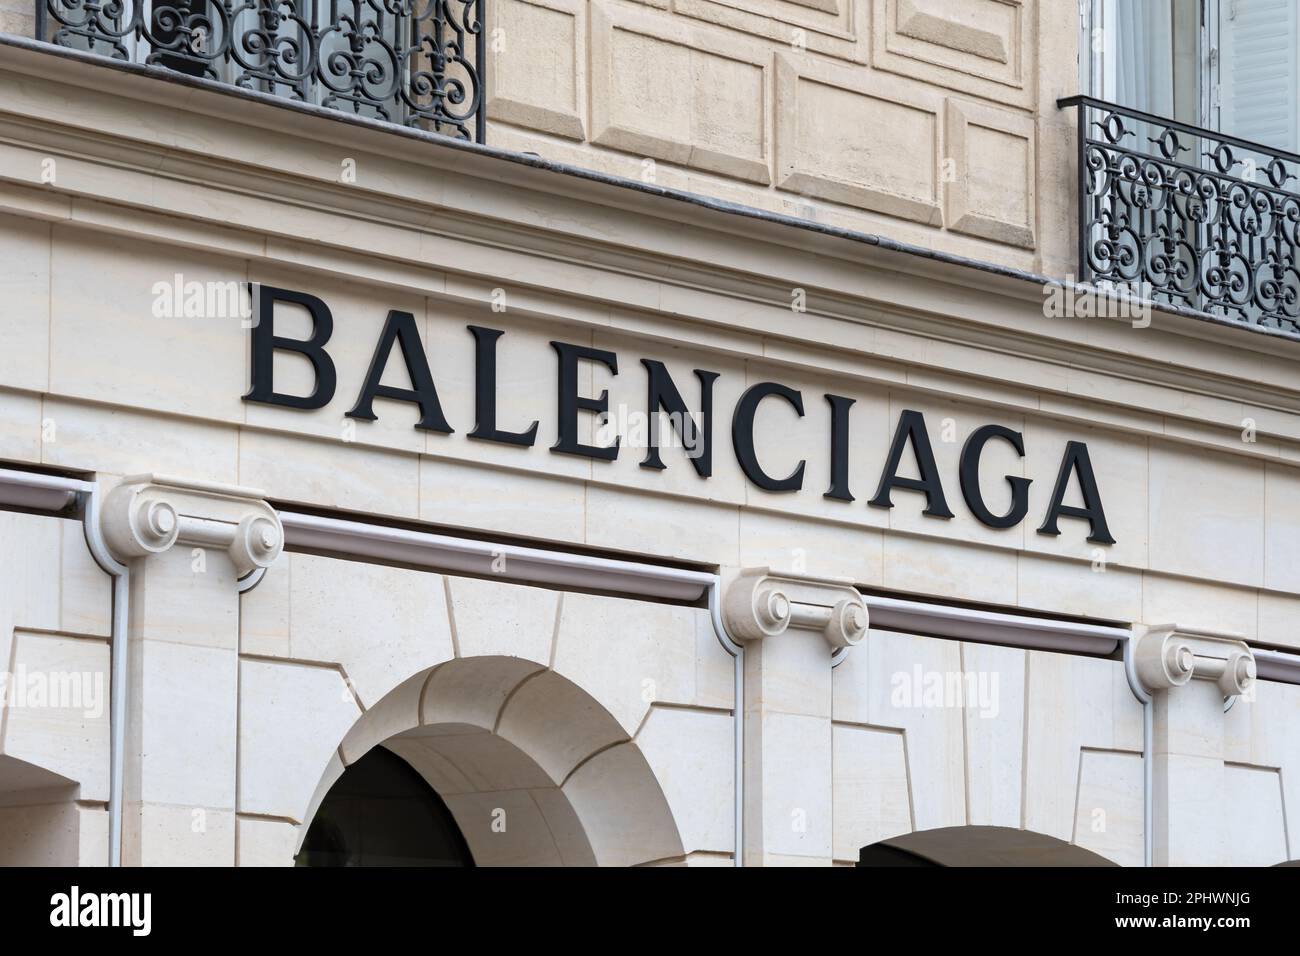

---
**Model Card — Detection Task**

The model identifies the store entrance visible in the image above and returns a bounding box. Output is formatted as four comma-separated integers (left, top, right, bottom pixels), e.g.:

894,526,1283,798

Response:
295,746,474,867
858,826,1119,866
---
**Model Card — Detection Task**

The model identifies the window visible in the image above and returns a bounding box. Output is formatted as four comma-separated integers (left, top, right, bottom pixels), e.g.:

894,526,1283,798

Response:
295,746,474,867
1088,0,1300,151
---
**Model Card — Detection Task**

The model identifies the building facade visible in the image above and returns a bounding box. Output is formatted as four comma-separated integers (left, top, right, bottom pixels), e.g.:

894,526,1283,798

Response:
0,0,1299,867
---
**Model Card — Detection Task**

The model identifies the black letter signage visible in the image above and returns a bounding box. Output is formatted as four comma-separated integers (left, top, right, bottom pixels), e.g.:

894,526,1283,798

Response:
824,394,856,502
640,360,719,478
244,285,337,410
347,310,453,433
732,383,806,492
551,341,619,460
467,326,538,447
960,424,1030,529
239,289,1118,545
869,409,954,518
1037,441,1115,545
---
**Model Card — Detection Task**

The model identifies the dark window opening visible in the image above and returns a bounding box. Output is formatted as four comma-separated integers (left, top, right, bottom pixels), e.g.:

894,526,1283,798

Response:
856,843,941,867
295,746,474,867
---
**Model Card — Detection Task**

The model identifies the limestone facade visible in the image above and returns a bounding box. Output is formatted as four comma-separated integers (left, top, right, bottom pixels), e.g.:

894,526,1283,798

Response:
0,2,1298,866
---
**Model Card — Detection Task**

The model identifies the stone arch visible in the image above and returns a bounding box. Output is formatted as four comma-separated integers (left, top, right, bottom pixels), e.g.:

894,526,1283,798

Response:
858,825,1120,866
296,656,684,867
238,555,733,866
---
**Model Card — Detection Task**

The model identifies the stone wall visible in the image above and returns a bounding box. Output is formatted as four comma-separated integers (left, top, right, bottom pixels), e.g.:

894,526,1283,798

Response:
0,0,35,41
0,511,111,866
487,0,1078,276
3,35,1300,868
3,0,1082,277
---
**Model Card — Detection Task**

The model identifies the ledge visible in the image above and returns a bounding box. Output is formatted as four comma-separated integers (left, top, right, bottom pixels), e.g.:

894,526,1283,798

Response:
5,34,1300,456
5,32,1300,352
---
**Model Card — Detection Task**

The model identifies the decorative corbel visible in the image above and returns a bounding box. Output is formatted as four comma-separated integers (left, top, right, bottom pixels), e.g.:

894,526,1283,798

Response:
1133,624,1256,698
722,567,868,650
99,474,284,581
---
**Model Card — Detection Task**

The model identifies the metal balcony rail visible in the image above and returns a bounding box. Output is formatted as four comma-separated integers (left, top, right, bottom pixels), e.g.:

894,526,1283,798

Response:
36,0,486,142
1058,95,1300,334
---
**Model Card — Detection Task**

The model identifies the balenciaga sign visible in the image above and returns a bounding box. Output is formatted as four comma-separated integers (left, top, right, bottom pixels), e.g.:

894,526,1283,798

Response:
243,286,1115,544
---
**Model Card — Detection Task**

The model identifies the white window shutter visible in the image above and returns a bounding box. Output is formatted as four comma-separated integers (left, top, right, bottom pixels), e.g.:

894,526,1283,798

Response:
1218,0,1300,153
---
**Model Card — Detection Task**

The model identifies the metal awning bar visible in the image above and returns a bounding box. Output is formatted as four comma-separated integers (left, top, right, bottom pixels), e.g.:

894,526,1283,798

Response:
0,467,91,512
862,593,1128,656
1254,647,1300,685
278,510,713,603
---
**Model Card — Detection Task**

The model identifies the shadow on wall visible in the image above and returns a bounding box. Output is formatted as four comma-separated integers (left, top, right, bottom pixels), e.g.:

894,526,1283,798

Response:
858,826,1119,867
0,755,90,866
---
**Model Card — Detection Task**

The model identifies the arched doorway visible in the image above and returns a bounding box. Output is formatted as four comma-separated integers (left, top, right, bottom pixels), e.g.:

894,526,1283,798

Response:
295,746,474,867
292,657,686,867
858,826,1119,866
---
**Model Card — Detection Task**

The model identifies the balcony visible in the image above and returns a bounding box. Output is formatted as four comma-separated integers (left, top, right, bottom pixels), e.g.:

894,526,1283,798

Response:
33,0,485,141
1059,96,1300,334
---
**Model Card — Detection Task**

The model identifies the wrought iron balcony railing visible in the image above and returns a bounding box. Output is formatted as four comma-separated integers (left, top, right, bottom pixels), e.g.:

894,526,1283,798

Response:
1059,95,1300,334
35,0,485,142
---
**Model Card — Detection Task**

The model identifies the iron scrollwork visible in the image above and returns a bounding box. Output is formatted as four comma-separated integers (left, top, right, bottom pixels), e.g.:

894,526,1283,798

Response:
1059,95,1300,333
40,0,486,142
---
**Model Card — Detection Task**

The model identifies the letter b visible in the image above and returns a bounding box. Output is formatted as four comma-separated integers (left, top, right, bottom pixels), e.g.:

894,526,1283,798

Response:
244,285,337,410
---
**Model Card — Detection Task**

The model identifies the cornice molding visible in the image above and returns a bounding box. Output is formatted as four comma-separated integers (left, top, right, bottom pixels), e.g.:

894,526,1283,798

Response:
1133,623,1257,698
3,40,1300,452
100,474,283,579
722,568,868,650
